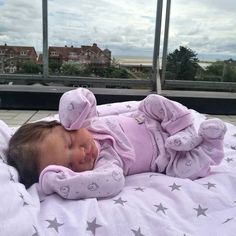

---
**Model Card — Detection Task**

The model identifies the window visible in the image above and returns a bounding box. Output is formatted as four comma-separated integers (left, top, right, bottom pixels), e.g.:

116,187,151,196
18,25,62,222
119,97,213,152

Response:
162,0,236,92
47,0,157,89
0,0,235,93
0,0,42,75
20,51,27,55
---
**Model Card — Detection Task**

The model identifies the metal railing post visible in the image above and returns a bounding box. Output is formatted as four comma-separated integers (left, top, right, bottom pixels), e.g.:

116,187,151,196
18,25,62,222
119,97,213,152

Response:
42,0,49,78
152,0,163,93
161,0,171,85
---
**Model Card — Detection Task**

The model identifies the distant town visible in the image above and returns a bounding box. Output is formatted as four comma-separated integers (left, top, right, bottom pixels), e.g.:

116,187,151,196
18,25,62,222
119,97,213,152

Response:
0,43,111,74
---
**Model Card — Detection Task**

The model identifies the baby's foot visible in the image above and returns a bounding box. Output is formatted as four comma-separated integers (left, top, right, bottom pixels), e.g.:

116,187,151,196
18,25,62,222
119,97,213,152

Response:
165,131,202,151
199,118,227,140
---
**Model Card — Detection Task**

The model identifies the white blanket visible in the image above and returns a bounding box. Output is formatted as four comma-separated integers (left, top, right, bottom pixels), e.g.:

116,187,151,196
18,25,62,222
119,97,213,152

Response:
0,102,236,236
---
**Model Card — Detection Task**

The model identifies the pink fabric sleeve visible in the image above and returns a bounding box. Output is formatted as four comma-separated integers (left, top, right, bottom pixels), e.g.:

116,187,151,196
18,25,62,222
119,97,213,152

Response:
59,88,98,130
38,146,125,199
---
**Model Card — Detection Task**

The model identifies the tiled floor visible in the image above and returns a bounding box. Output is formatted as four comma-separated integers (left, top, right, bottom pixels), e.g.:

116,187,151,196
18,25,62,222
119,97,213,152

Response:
0,110,58,127
0,109,236,127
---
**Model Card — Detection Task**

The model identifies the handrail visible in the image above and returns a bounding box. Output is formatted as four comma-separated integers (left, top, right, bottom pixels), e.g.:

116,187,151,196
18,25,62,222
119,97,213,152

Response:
164,80,236,92
0,74,152,89
1,74,236,91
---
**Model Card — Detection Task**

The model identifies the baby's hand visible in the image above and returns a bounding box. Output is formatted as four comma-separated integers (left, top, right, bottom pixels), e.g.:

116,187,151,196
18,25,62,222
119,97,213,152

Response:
59,88,97,130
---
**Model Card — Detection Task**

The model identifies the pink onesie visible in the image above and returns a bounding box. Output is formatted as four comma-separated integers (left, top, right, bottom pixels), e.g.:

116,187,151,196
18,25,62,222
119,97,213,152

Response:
39,88,226,199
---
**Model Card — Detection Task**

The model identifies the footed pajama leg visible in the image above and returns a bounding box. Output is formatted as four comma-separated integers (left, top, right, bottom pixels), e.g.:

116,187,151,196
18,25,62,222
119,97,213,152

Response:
165,118,227,179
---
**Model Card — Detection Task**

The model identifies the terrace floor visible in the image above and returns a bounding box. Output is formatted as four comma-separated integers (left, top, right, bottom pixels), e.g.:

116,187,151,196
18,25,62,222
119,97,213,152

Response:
0,109,236,127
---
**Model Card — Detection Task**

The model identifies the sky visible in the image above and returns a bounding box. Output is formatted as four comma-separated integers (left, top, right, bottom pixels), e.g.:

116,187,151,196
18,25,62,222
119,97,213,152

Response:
0,0,236,61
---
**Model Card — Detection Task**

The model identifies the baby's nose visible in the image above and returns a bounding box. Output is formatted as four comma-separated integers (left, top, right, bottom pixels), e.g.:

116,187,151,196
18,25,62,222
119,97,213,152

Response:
71,147,85,162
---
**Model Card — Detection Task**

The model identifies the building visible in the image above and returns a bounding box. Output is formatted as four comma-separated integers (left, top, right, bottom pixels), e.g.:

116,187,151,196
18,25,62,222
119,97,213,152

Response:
48,43,111,68
0,43,111,74
0,44,38,73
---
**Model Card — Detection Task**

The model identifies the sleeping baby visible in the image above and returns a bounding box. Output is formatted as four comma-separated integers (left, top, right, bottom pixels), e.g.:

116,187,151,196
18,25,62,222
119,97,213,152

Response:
6,88,227,199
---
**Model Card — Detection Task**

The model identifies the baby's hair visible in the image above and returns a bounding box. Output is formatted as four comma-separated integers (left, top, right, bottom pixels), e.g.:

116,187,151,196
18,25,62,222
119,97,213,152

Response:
6,120,61,188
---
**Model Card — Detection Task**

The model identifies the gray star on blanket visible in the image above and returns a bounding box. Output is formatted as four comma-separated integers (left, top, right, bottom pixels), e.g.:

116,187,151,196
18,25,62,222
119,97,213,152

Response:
32,225,39,236
231,145,236,150
9,172,15,182
134,187,145,192
154,203,168,214
46,217,64,232
131,227,145,236
203,182,216,189
86,218,102,235
19,192,29,206
226,157,234,163
194,205,208,217
169,183,181,191
222,218,234,224
113,197,127,205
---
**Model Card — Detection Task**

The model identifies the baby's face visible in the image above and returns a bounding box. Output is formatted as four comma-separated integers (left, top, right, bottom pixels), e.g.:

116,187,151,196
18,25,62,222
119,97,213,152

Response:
38,126,98,173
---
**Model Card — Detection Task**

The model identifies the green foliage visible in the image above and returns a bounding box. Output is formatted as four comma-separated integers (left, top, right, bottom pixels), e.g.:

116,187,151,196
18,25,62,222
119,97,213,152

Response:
49,59,61,74
92,66,130,78
205,62,223,76
60,61,88,76
20,60,41,74
205,60,236,82
166,46,199,80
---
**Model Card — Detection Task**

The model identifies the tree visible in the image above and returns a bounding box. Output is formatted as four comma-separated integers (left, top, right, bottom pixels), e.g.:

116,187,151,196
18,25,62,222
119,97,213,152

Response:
92,66,130,78
60,61,87,76
166,46,199,80
205,60,236,82
49,58,61,74
20,60,41,74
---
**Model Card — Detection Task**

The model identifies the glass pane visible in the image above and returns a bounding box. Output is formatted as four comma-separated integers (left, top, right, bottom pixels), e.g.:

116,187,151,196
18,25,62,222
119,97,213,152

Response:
165,0,236,91
48,0,157,89
0,0,42,75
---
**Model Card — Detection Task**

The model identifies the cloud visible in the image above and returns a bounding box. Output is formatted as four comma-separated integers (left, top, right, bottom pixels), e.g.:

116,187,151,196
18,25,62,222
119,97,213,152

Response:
0,0,235,60
169,0,236,59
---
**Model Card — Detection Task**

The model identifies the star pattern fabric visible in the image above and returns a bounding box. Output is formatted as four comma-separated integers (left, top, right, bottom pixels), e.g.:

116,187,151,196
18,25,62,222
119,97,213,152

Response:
222,218,234,224
169,182,181,191
86,218,102,235
31,225,39,236
203,182,216,189
131,227,145,236
226,157,234,163
193,205,208,217
19,192,29,206
113,197,127,205
46,218,64,233
134,187,145,192
154,203,168,214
